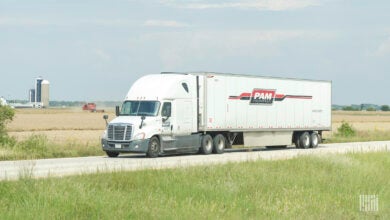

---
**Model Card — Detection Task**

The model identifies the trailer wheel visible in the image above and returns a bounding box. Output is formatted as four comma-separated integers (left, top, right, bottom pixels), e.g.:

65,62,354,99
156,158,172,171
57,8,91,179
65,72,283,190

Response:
299,132,311,149
310,132,319,148
212,134,226,154
106,151,119,158
200,134,213,155
146,136,160,158
294,133,301,149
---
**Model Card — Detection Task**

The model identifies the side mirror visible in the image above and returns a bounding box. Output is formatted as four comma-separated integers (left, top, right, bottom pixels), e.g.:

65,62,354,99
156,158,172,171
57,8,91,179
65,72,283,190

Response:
103,115,109,126
115,106,120,116
139,116,146,129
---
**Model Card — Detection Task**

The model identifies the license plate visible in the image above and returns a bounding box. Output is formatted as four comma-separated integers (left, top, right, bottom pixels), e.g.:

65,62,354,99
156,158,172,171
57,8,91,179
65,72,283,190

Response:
115,144,121,149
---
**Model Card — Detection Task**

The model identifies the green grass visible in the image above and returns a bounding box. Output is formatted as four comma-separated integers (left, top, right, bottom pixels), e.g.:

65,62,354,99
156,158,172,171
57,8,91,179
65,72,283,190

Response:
0,134,103,161
0,152,389,219
325,130,390,143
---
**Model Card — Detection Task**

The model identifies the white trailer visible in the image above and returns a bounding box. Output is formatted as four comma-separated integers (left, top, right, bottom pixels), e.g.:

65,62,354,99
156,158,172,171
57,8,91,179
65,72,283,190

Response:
101,72,331,157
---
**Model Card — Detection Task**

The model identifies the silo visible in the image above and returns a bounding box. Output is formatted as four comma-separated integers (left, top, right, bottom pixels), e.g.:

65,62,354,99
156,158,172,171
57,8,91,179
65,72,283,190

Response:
29,89,36,103
41,80,50,108
35,77,43,103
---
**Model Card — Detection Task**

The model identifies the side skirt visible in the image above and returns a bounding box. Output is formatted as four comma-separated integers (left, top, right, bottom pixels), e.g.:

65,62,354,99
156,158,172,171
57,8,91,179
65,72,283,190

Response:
161,134,201,154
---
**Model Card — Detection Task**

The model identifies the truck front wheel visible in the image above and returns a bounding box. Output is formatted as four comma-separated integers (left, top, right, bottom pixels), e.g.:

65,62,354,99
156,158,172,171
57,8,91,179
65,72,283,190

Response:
146,136,160,158
106,151,119,158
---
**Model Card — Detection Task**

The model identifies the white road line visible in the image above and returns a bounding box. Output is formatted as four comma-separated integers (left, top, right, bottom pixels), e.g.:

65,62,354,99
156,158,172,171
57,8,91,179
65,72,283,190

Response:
1,141,389,181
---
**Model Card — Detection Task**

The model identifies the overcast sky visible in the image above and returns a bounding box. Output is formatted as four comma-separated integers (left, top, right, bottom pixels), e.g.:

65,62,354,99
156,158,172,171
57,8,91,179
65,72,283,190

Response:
1,0,389,105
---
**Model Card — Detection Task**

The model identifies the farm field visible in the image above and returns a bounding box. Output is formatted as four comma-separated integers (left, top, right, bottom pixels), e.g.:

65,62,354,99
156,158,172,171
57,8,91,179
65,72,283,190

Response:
325,111,390,142
7,108,115,145
1,108,115,160
332,111,390,132
3,108,390,160
7,108,390,142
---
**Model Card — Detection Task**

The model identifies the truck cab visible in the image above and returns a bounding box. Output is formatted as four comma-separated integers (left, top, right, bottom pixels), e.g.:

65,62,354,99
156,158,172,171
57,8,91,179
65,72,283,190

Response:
101,74,200,157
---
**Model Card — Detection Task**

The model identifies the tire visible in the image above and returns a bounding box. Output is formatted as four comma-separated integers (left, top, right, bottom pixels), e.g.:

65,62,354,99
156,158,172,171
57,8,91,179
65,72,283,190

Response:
106,151,119,158
299,132,311,149
146,136,160,158
310,132,319,148
294,133,301,149
212,134,226,154
199,134,213,155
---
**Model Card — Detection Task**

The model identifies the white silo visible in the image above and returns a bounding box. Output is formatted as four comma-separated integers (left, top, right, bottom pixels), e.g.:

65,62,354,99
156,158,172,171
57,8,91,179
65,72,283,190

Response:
41,80,50,107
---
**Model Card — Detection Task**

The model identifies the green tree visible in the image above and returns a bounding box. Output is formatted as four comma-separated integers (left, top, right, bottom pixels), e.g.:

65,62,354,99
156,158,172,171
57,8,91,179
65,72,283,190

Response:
342,106,359,111
0,105,15,141
381,105,390,111
337,121,356,137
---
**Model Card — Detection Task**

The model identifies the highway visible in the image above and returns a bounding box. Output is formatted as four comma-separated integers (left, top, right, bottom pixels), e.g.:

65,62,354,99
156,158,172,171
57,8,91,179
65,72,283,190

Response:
1,141,389,181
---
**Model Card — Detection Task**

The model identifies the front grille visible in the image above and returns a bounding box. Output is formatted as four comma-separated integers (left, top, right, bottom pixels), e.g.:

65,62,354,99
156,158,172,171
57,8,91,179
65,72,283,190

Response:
107,124,133,141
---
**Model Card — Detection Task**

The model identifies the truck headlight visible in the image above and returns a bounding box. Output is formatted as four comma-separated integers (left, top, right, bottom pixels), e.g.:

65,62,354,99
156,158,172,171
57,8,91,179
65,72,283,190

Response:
102,130,108,139
133,132,145,140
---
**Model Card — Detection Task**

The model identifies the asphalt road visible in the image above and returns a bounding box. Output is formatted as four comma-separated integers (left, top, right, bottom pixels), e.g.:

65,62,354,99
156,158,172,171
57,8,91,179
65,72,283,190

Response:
1,141,389,181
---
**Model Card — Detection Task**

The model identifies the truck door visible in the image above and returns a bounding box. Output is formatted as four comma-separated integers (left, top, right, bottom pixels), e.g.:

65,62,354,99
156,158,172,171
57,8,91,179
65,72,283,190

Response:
161,102,173,137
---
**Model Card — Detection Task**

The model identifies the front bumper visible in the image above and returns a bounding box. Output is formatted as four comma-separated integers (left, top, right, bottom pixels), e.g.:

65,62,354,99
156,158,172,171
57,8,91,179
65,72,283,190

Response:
101,138,149,153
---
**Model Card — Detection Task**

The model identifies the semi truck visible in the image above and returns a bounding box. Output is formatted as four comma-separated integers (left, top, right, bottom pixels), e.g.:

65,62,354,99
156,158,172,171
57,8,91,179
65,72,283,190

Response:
101,72,331,158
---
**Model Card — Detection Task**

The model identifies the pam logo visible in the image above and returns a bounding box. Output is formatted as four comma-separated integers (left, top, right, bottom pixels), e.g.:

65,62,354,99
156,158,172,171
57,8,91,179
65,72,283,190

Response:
250,89,276,104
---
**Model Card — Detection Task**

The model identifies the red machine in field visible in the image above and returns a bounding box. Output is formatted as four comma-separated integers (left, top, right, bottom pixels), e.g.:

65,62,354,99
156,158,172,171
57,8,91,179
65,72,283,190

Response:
82,103,105,112
82,103,97,112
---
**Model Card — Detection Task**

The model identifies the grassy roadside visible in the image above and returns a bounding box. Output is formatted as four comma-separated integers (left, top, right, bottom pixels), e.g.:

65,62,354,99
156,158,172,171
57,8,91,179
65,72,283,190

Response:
0,152,388,219
325,130,390,143
0,135,103,161
1,129,390,160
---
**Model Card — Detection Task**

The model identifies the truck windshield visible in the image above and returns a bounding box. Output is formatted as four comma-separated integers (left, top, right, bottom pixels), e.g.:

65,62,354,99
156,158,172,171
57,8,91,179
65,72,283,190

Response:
120,101,160,116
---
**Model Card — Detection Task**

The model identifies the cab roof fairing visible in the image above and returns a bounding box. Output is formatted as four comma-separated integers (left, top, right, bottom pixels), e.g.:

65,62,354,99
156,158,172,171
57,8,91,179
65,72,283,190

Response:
124,74,196,101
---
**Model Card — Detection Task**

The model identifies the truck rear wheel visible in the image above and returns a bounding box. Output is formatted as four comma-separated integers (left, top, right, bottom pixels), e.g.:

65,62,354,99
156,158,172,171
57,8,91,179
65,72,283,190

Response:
212,134,226,154
106,151,119,158
146,136,160,158
199,134,213,155
299,132,311,149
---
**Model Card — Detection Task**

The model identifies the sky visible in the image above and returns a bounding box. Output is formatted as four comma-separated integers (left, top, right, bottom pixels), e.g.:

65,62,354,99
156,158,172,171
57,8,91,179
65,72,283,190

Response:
0,0,390,105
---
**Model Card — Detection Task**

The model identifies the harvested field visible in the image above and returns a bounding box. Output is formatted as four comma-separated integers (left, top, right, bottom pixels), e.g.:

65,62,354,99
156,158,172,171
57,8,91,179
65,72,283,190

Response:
6,109,390,144
330,111,390,134
8,108,114,132
7,108,115,144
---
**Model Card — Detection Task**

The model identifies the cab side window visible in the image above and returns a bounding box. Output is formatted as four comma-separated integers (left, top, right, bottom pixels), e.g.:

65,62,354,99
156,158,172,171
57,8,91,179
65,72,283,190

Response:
162,102,171,117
